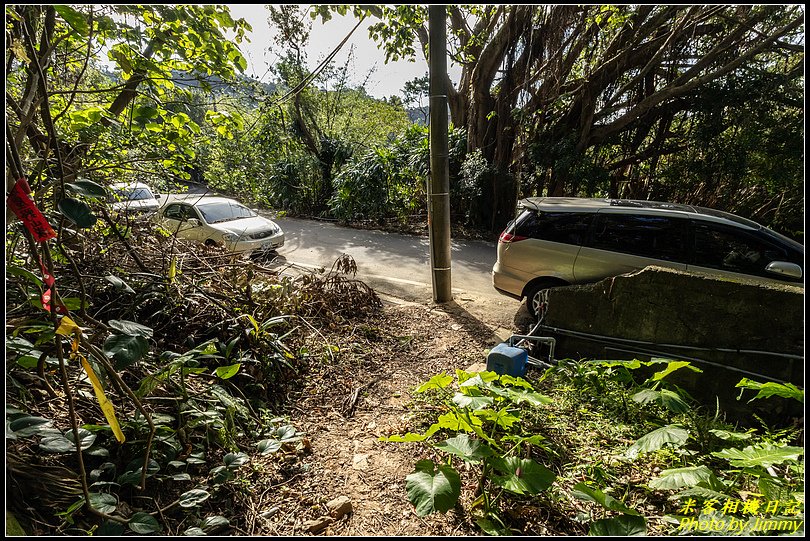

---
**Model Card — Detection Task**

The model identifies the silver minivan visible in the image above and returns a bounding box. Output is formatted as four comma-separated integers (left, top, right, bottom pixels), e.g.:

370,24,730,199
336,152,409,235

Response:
492,198,804,317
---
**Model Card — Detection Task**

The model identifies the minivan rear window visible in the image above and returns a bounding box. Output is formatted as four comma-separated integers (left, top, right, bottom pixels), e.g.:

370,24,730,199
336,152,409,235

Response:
516,211,592,245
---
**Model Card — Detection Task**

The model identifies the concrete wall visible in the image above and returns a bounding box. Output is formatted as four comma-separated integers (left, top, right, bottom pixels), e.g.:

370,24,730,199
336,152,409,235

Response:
541,266,804,423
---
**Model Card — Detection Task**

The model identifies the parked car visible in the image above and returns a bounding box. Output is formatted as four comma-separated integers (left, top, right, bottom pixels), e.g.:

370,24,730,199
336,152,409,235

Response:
154,195,284,255
109,181,160,214
492,197,804,317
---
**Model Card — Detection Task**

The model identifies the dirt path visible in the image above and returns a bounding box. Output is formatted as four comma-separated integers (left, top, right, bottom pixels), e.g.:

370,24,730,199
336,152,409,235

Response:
248,296,533,535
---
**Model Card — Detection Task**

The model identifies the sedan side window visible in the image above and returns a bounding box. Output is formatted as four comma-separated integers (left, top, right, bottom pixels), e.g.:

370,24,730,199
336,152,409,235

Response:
691,222,785,275
163,204,184,220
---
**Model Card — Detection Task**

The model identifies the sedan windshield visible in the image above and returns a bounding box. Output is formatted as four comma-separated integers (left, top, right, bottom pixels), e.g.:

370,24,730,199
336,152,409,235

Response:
196,201,257,224
114,187,153,201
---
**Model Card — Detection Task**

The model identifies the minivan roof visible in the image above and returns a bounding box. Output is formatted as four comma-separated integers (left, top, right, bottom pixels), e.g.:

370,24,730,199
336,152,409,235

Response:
518,197,803,252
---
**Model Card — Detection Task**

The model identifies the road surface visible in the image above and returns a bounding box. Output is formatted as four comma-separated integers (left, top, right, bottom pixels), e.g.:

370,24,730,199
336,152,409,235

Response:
264,215,526,331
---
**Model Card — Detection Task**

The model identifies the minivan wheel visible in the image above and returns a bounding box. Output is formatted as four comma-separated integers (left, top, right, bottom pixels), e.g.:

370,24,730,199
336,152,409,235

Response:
525,281,558,321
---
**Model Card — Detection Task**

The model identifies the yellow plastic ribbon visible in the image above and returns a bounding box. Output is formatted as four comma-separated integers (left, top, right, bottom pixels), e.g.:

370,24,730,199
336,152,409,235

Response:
80,355,126,444
57,316,125,443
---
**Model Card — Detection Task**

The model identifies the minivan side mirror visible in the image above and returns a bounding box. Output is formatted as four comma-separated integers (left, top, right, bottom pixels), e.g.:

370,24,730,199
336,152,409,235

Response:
765,261,803,279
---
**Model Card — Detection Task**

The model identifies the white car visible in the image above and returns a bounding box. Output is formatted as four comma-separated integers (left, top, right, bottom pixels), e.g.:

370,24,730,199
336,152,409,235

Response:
155,195,284,254
109,181,160,214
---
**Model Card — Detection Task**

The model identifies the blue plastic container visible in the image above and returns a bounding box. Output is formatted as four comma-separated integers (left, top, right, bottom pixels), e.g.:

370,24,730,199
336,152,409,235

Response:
486,343,528,377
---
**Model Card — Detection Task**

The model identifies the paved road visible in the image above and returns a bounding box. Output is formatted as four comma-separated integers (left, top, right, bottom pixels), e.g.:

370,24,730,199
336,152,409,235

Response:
263,215,526,330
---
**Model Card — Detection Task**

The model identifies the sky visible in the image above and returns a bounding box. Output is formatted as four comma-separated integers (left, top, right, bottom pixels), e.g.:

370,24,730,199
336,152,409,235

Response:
226,5,438,99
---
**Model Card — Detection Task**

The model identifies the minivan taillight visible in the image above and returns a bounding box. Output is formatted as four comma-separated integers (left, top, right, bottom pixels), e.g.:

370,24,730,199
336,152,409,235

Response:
499,231,527,243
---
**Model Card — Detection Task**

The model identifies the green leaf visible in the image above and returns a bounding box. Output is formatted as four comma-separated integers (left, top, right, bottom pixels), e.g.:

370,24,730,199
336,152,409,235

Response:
631,388,690,414
649,465,716,490
104,334,149,369
256,439,282,454
104,275,135,294
65,428,97,450
214,363,240,379
200,515,229,533
171,473,192,481
179,488,211,508
108,319,154,338
648,360,701,382
505,387,553,407
9,415,52,437
40,434,75,453
65,179,106,198
736,378,803,403
129,512,161,534
571,483,640,515
491,457,556,495
498,374,534,389
434,434,494,463
88,492,117,514
473,408,520,429
415,373,454,392
223,452,249,469
589,515,647,536
54,5,89,35
674,486,730,501
7,265,44,288
58,197,97,228
625,425,689,459
452,392,494,410
475,515,511,535
405,460,461,517
712,444,803,468
709,429,752,441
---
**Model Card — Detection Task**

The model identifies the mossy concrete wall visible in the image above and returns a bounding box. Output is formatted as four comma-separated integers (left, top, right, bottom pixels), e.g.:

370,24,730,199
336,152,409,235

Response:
542,266,804,423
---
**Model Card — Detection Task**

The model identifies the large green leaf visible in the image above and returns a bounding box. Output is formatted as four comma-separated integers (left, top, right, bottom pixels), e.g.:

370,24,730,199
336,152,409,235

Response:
129,512,161,534
9,415,52,437
649,465,716,490
65,179,106,198
491,457,556,495
589,515,646,536
214,363,240,380
39,434,75,453
179,488,211,508
434,434,494,463
54,5,89,35
104,275,135,293
735,378,803,403
648,360,701,382
712,444,803,468
104,334,149,369
631,388,690,414
223,452,249,469
58,197,97,228
108,319,154,338
473,408,520,429
452,392,494,410
200,515,230,534
625,425,689,459
415,373,453,392
505,387,553,407
571,483,640,515
405,460,461,516
709,429,752,442
88,492,117,514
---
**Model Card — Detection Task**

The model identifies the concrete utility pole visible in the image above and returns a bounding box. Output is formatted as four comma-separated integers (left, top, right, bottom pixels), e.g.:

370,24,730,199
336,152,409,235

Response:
428,4,452,303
